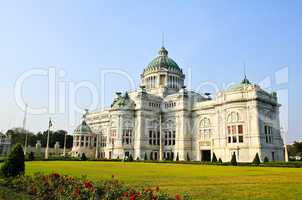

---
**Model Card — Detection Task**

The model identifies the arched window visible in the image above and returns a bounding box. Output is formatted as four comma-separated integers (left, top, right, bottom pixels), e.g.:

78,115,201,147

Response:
122,120,133,145
163,120,176,146
199,118,211,140
98,129,107,148
147,120,160,146
226,112,244,144
264,111,274,144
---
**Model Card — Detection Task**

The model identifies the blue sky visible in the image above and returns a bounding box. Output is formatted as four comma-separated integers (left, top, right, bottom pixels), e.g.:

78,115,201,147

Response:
0,0,300,142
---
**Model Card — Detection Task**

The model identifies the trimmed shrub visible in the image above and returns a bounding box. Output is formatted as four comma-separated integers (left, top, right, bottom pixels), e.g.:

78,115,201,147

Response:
212,153,217,163
231,152,237,166
186,153,190,161
28,152,35,161
170,154,174,161
253,153,261,165
264,156,269,163
218,158,223,163
144,152,148,160
136,157,140,161
129,154,133,161
1,143,25,177
81,153,87,161
176,153,179,161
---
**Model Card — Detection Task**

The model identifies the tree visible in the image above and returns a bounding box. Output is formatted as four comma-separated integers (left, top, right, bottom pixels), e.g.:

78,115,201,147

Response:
264,156,269,163
231,152,237,166
186,152,190,161
287,141,302,157
218,158,223,164
253,153,261,165
6,128,73,149
129,154,133,162
212,153,218,163
1,143,25,177
144,152,148,160
81,153,87,161
28,152,35,161
176,153,179,161
170,153,174,161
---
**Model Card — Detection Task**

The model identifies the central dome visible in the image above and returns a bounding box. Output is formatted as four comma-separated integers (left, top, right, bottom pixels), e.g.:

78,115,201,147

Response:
143,47,182,75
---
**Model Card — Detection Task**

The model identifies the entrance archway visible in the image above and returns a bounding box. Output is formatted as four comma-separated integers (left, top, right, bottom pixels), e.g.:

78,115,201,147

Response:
201,150,211,161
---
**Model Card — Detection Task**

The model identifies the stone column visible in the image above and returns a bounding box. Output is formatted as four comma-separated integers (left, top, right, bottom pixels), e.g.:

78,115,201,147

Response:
95,134,99,159
159,113,163,161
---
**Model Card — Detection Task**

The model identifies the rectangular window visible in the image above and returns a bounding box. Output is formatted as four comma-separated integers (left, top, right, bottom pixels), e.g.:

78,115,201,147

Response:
239,136,243,143
238,125,243,134
232,125,236,134
228,137,231,143
265,125,273,144
232,136,237,143
227,126,231,134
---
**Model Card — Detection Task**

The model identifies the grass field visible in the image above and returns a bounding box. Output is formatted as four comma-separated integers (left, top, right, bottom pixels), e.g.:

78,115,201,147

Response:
26,161,302,200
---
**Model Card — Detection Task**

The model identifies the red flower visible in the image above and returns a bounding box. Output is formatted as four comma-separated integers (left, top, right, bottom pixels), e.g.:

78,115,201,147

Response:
42,175,49,182
73,187,81,198
135,192,140,200
130,193,135,200
84,180,93,190
124,191,128,197
31,186,37,194
50,173,60,179
175,194,181,200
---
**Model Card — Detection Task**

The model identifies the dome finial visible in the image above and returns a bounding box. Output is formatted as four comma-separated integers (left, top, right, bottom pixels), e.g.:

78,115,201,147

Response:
241,62,251,84
162,32,165,47
158,46,168,56
83,109,89,120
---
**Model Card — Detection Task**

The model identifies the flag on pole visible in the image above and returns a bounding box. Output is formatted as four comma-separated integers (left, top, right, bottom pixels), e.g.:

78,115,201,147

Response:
49,118,53,128
45,117,52,159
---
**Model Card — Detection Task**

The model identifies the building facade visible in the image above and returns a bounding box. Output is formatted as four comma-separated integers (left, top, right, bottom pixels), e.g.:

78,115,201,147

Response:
71,46,285,162
0,132,11,156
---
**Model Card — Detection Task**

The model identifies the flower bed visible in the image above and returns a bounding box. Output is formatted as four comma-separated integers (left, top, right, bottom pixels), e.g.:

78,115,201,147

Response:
0,173,191,200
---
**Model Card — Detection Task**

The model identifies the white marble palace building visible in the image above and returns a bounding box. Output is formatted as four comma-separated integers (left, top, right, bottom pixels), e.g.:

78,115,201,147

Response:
71,46,285,162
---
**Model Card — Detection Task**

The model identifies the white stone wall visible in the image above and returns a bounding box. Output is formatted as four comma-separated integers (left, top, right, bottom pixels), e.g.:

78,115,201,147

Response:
74,83,284,162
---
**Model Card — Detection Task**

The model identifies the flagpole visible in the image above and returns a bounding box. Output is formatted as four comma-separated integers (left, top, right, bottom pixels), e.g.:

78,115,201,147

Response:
45,118,51,159
63,131,67,157
23,104,28,155
282,127,289,162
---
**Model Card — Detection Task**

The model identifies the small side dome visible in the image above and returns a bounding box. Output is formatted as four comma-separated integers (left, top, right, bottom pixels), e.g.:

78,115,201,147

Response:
74,120,92,134
227,76,252,92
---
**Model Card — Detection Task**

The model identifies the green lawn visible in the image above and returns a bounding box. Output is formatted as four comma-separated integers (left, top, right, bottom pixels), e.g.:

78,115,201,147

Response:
26,161,302,200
